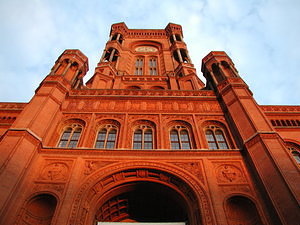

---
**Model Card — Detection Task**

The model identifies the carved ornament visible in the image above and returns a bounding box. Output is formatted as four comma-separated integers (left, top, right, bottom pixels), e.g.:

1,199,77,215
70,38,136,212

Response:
135,46,158,52
215,164,246,183
37,159,73,182
173,162,205,184
84,161,116,176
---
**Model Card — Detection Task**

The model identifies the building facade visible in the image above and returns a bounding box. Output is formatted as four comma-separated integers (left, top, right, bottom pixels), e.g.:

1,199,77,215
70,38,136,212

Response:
0,22,299,225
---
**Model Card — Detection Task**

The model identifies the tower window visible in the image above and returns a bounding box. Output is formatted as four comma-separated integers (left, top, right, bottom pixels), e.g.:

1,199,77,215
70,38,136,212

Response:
175,34,182,41
173,49,190,63
286,142,300,164
102,48,119,62
205,126,229,150
111,33,123,44
135,57,144,75
133,125,153,149
149,58,157,75
170,126,191,149
95,125,118,149
58,124,82,148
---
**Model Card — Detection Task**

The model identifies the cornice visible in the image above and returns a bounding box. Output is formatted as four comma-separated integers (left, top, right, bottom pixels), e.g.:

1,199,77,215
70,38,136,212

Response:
68,89,216,99
40,147,241,158
0,102,27,110
260,105,300,113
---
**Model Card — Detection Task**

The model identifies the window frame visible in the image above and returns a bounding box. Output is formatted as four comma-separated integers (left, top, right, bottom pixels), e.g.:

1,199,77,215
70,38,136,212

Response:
134,57,144,75
205,125,229,150
149,57,157,75
95,124,118,149
170,125,192,150
286,142,300,164
132,125,154,149
58,124,83,148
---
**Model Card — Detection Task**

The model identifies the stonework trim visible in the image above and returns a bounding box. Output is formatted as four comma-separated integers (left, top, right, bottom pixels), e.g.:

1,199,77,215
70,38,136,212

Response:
8,128,42,142
69,161,215,225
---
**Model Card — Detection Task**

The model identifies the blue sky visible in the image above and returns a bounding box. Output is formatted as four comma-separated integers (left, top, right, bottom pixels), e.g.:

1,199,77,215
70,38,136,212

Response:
0,0,299,105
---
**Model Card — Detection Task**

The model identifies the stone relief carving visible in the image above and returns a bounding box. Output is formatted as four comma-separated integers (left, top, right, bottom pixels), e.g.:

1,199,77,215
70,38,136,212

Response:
64,96,223,113
216,164,246,183
84,161,115,176
173,162,205,184
40,162,69,181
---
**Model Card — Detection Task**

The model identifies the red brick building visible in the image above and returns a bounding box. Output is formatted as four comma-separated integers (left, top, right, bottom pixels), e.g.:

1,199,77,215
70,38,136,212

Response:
0,22,299,225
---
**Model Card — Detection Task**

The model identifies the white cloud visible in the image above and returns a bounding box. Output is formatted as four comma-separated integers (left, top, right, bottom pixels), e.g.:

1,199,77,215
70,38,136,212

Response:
0,0,299,105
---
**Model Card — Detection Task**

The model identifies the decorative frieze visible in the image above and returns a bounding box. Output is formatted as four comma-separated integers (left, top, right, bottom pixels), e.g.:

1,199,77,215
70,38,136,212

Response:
261,105,300,112
64,98,221,113
69,89,215,97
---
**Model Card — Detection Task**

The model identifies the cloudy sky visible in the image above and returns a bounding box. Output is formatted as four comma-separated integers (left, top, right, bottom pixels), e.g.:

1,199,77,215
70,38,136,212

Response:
0,0,299,105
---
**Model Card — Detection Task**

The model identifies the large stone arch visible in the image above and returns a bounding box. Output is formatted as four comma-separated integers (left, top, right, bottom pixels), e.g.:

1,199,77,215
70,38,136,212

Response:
69,161,215,225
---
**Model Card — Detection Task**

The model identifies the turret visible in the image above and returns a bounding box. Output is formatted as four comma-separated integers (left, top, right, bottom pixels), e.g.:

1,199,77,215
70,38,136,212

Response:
48,49,88,89
201,51,242,90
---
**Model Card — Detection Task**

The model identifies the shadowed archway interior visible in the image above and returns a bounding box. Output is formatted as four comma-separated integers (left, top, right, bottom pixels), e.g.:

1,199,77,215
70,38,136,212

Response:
96,182,188,223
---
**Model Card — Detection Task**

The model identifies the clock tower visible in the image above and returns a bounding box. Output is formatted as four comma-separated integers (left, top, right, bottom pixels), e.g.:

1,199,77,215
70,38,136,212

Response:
86,22,204,91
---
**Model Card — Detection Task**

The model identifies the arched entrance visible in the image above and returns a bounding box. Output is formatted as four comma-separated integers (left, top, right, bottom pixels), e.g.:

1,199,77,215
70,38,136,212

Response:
69,162,214,225
96,181,188,222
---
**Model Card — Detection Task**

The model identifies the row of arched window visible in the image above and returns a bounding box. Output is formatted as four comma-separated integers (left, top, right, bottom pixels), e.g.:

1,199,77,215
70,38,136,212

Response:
57,121,231,150
56,120,300,164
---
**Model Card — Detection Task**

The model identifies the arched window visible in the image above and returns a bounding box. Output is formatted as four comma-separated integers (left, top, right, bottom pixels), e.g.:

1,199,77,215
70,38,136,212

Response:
95,125,118,149
286,142,300,164
225,196,263,225
135,57,144,75
20,194,57,225
103,48,119,62
58,124,82,148
175,34,182,41
111,33,123,44
173,49,190,63
205,125,229,149
149,57,157,75
133,125,153,149
170,126,192,149
212,63,224,83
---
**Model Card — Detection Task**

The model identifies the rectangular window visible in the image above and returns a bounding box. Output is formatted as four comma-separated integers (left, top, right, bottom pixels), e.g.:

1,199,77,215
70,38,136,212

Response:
149,58,157,75
133,130,143,149
135,58,143,75
144,131,153,149
170,131,180,149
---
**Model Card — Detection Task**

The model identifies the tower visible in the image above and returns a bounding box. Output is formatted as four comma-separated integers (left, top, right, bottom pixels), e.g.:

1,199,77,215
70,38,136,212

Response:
0,23,299,225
